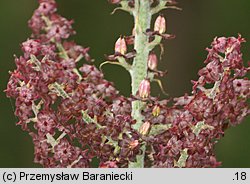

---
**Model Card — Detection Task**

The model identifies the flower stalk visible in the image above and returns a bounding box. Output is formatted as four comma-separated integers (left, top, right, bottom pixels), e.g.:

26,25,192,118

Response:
128,0,152,168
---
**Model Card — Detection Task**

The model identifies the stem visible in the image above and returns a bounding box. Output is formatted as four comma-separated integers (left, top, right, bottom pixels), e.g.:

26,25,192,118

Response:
129,0,152,168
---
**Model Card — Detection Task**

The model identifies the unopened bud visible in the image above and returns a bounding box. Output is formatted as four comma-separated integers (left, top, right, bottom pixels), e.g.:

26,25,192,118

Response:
139,121,151,135
129,140,139,149
154,15,166,34
109,0,121,4
139,79,151,99
148,52,158,70
115,37,127,55
152,105,161,117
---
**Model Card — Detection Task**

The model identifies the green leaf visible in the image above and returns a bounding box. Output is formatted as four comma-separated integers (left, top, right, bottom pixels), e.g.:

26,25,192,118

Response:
175,148,189,168
192,121,214,136
149,124,172,136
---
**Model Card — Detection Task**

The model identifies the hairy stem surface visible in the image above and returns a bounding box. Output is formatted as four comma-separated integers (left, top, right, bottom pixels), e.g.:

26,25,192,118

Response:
129,0,152,168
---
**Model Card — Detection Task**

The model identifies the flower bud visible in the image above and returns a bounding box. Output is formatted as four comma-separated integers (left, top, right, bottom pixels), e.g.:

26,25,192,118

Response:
139,121,151,135
115,37,127,55
139,79,150,98
109,0,121,4
152,105,161,117
129,140,139,149
154,15,166,34
148,52,158,70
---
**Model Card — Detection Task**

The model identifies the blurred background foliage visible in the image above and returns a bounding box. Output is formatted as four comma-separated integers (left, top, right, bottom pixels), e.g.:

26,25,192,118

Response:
0,0,249,167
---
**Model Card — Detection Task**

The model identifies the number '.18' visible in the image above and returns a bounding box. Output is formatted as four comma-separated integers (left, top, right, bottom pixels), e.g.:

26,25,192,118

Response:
235,172,247,181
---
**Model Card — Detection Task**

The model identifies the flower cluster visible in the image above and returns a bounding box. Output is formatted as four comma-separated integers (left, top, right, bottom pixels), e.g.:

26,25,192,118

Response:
140,34,249,167
6,0,138,168
6,0,249,168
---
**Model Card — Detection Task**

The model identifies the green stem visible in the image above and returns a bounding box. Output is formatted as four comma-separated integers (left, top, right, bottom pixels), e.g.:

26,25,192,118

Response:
129,0,152,168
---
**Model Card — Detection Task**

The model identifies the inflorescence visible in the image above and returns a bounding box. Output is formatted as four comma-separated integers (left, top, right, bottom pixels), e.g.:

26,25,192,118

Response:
6,0,249,168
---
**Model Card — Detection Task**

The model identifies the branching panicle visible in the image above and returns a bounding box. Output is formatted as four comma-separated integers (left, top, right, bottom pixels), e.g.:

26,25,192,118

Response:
5,0,249,168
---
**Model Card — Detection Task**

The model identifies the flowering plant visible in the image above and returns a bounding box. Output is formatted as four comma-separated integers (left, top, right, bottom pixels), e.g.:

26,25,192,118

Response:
5,0,249,168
